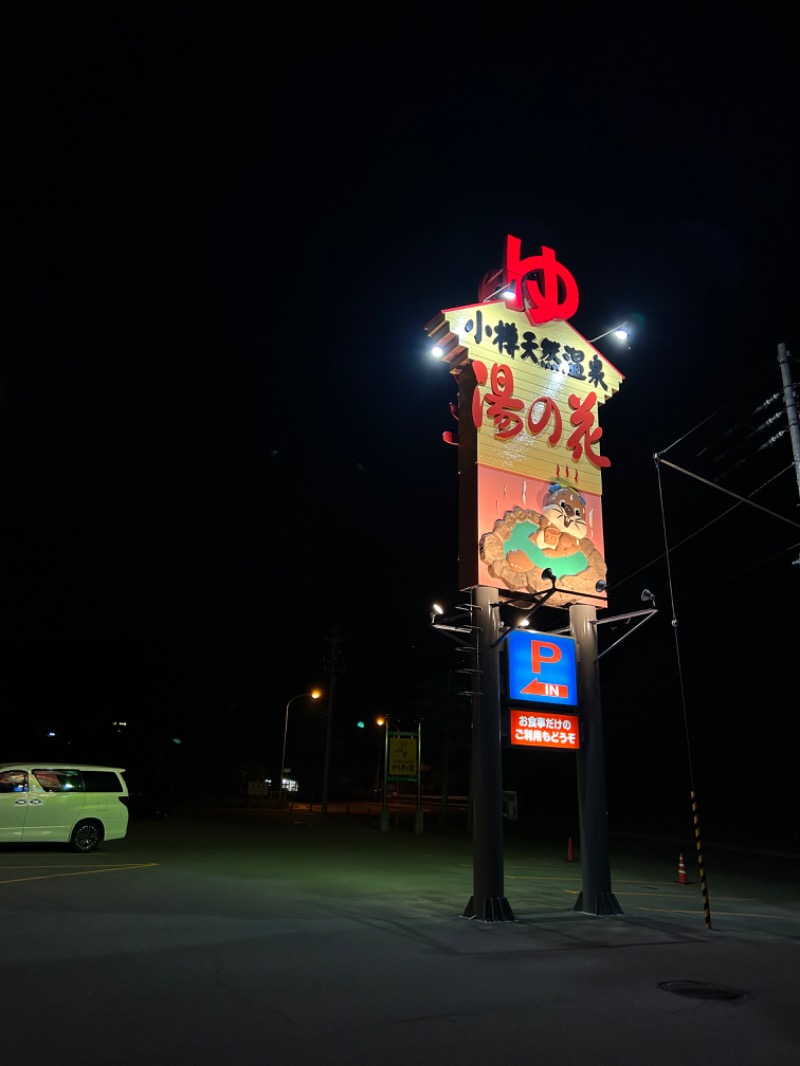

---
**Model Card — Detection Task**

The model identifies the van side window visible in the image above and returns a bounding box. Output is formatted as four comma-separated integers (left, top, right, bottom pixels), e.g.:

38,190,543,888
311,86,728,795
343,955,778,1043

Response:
82,770,124,792
0,770,28,793
32,769,84,793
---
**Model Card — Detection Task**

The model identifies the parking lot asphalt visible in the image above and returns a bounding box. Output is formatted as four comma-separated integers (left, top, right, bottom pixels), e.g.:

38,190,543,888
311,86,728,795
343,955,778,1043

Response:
2,801,799,1065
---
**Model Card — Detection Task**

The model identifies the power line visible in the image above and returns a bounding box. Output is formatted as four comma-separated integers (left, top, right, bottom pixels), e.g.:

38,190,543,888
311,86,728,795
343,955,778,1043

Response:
694,540,800,596
611,464,795,591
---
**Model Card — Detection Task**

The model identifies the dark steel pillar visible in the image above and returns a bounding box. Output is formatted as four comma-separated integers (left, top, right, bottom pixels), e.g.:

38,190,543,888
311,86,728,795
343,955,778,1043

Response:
570,604,622,916
462,585,514,921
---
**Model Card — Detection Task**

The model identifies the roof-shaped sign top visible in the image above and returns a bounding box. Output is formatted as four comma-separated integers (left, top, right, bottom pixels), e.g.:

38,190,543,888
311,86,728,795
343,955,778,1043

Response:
426,235,622,389
425,302,624,397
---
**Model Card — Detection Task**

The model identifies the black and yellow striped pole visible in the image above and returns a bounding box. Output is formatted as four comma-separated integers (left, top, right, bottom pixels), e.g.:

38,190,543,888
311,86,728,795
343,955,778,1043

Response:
691,789,712,930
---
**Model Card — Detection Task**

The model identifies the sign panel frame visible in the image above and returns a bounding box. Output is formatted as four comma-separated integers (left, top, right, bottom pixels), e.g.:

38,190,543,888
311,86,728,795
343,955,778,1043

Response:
508,708,581,750
425,234,626,608
507,629,578,707
387,731,419,780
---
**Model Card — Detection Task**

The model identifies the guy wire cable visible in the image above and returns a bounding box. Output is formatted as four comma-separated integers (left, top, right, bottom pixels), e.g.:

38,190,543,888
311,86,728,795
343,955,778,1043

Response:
654,453,713,931
611,464,793,593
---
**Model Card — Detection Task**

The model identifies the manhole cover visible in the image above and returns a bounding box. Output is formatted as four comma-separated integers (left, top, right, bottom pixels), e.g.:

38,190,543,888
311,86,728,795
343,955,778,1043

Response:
659,980,747,1001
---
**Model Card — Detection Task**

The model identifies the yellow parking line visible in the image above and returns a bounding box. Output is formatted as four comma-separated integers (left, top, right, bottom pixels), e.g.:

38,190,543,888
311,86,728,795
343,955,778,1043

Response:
0,863,157,885
0,863,150,869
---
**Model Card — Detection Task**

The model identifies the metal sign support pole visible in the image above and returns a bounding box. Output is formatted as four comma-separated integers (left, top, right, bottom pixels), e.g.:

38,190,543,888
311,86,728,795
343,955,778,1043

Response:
462,585,514,921
570,603,622,916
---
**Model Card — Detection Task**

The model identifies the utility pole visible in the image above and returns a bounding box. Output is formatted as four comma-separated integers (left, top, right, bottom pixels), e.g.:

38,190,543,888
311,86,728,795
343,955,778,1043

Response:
777,343,800,566
321,628,345,813
777,343,800,506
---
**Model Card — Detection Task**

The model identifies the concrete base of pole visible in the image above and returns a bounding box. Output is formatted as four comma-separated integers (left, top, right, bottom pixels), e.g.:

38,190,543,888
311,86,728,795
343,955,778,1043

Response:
379,810,390,833
573,891,623,916
413,810,424,835
462,895,515,922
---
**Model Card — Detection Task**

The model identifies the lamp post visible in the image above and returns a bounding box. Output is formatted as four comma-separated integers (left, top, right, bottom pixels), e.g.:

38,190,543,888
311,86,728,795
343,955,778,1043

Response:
280,690,321,803
588,321,630,344
377,715,390,832
414,719,423,835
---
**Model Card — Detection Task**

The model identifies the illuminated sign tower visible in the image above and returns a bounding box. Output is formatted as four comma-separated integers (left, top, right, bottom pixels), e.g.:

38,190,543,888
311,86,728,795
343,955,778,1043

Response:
426,235,625,920
426,235,624,607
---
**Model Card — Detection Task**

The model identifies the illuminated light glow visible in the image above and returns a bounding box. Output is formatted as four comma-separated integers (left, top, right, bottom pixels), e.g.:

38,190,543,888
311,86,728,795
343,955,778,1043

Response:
431,346,444,358
589,322,631,344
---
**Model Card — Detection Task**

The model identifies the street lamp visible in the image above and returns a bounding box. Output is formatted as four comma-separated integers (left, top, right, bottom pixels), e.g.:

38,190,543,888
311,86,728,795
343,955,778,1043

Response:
376,715,390,832
280,690,321,803
588,321,630,344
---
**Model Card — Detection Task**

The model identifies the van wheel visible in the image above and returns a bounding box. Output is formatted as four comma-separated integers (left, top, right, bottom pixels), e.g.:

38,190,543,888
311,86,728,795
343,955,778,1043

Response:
70,820,103,853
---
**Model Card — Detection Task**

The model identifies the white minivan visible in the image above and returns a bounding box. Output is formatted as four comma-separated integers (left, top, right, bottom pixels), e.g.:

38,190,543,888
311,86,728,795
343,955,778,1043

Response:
0,763,129,852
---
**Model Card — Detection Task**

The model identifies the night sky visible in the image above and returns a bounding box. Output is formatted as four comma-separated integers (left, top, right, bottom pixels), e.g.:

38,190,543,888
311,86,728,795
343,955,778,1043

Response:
6,7,800,834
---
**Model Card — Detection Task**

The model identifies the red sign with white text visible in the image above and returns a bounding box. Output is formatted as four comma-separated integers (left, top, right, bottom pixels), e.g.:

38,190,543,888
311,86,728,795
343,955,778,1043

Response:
509,709,580,750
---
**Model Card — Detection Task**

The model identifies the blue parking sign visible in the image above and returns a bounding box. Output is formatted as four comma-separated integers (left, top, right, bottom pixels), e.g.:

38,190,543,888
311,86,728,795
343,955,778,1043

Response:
507,630,578,706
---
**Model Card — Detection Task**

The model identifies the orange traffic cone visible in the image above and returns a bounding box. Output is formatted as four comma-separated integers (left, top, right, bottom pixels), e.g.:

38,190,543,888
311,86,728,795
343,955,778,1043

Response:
566,836,575,862
677,852,688,884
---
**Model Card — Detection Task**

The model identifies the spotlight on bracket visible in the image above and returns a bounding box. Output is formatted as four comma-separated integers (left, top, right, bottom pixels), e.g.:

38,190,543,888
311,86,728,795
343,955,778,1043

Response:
541,568,556,585
429,601,473,642
641,588,656,607
595,579,608,593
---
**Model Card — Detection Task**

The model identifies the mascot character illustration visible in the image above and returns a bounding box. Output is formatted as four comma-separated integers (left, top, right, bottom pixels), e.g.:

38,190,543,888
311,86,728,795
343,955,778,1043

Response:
532,481,587,558
479,476,606,597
